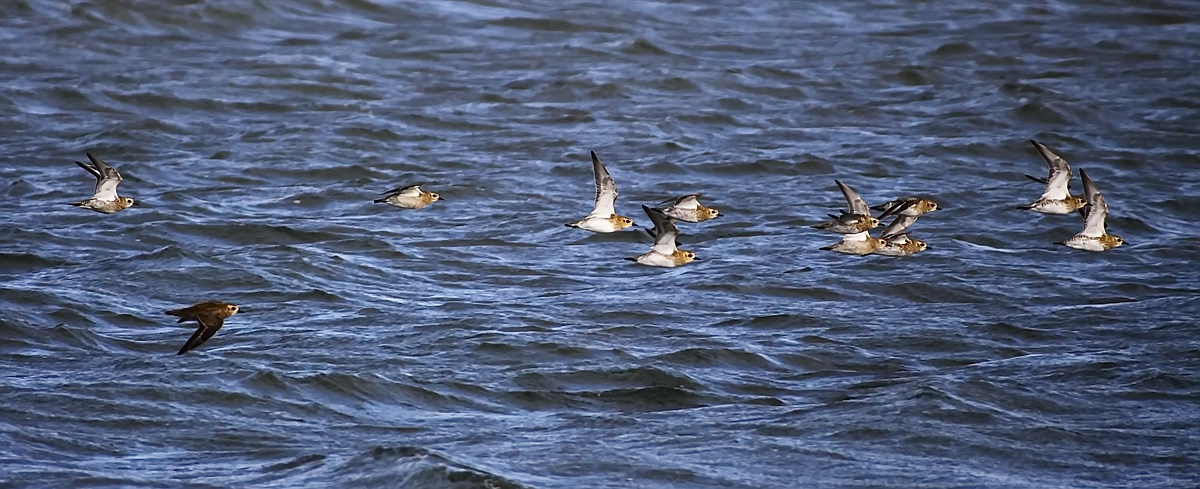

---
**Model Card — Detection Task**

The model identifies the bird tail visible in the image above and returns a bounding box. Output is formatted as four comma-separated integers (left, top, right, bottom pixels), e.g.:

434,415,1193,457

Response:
1016,203,1034,210
819,244,835,251
373,198,387,203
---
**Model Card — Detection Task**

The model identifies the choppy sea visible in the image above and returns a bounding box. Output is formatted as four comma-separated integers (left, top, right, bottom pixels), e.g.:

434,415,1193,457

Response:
2,1,1199,487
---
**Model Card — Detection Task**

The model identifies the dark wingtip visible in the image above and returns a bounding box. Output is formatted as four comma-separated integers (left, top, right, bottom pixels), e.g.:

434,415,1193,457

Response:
624,257,637,262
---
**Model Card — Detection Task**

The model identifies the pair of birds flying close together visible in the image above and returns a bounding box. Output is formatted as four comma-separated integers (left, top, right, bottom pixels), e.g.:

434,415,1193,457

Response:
1020,140,1124,251
564,151,718,267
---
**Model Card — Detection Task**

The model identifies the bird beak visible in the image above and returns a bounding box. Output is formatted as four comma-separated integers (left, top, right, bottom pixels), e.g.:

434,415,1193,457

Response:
693,257,701,261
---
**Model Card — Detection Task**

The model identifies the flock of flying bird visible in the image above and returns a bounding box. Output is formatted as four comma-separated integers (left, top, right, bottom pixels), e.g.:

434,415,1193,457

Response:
61,139,1122,354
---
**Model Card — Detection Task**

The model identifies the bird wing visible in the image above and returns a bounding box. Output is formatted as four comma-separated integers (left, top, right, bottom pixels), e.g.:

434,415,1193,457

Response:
177,314,226,355
1079,169,1108,237
84,153,123,202
588,151,618,217
879,215,918,238
664,193,702,210
835,180,872,216
841,231,869,242
380,183,425,199
642,205,679,255
877,198,917,219
883,231,912,244
1031,141,1072,201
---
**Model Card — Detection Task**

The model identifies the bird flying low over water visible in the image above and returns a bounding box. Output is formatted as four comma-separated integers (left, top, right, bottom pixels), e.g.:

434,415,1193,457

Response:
1019,140,1086,214
69,153,135,214
1058,169,1124,252
165,301,241,355
872,197,938,219
812,180,879,234
628,205,698,267
819,230,888,256
654,193,719,223
374,183,442,209
566,151,635,233
875,231,929,256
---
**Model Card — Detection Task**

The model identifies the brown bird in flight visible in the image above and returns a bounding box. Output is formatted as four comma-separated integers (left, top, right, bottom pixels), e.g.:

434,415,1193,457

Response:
165,301,240,355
